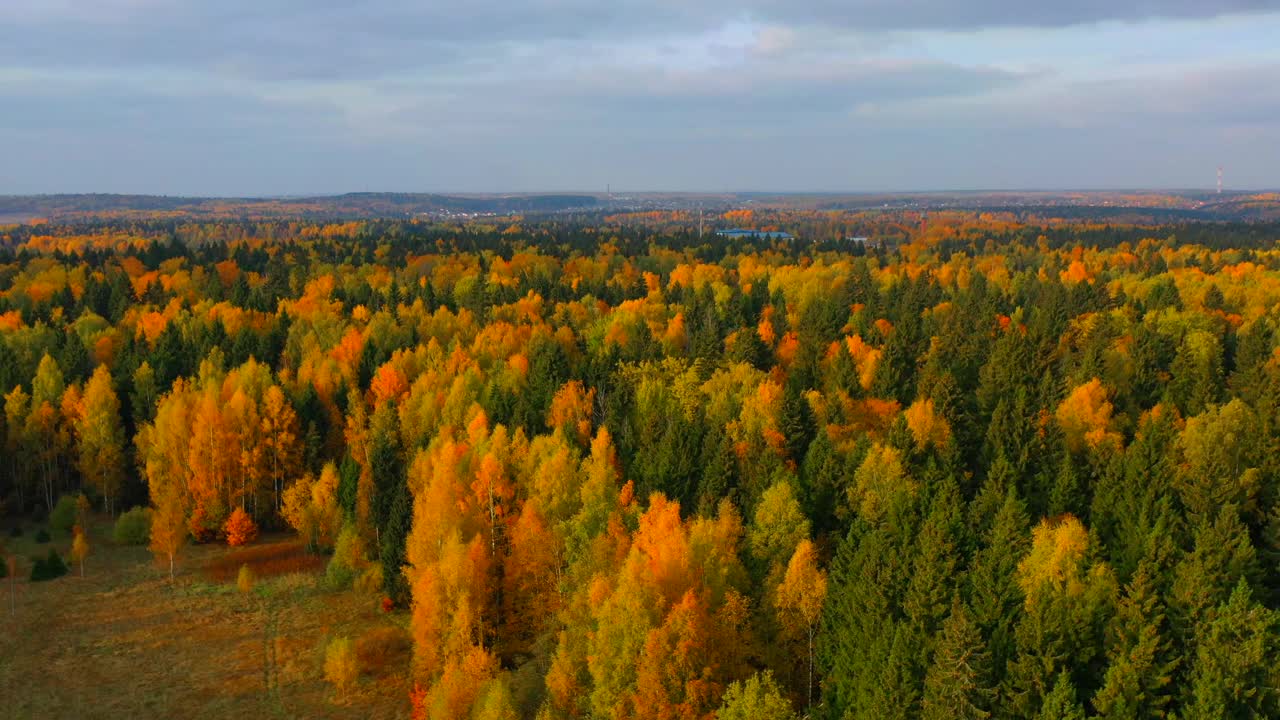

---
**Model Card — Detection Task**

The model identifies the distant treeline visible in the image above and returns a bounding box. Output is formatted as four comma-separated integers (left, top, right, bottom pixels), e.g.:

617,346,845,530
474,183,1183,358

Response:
0,193,600,220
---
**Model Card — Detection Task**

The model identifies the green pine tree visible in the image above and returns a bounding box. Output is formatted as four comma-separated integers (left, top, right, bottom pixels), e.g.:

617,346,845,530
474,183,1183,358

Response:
1038,671,1086,720
1183,581,1280,718
1092,561,1179,719
967,488,1029,689
921,597,994,720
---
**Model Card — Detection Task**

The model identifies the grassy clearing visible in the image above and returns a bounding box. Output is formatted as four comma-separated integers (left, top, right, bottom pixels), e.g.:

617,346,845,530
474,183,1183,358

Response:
0,517,411,719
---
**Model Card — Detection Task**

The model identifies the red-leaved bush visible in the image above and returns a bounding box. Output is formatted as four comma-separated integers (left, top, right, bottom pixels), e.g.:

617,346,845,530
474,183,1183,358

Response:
223,507,258,547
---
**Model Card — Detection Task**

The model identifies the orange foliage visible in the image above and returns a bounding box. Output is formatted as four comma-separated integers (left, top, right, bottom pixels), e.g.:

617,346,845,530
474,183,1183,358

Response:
223,506,259,546
842,335,882,391
631,589,722,720
371,363,410,406
0,311,21,331
1060,260,1093,285
904,398,952,450
1055,378,1120,452
756,317,776,346
547,381,597,446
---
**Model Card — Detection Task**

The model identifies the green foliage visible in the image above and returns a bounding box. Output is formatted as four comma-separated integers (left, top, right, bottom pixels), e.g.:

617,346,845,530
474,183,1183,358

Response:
112,507,151,545
337,454,360,520
716,671,797,720
326,522,367,590
1184,582,1280,718
1091,561,1178,719
30,548,68,582
1037,672,1086,720
378,480,411,605
48,494,80,536
922,599,993,720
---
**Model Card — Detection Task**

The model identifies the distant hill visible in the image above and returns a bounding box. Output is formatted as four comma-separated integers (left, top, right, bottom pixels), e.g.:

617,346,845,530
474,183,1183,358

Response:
3,190,1278,223
1197,194,1280,221
0,192,600,220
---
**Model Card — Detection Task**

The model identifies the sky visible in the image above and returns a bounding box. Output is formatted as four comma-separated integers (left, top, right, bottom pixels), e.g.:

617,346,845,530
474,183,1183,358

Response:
1,1,1278,195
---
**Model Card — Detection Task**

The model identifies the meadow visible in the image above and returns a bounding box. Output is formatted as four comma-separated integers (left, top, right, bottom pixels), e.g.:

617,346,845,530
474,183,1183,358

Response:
0,517,411,719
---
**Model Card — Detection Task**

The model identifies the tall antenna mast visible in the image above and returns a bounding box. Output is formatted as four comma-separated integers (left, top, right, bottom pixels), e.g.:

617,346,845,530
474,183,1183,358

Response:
1217,167,1223,195
698,205,704,238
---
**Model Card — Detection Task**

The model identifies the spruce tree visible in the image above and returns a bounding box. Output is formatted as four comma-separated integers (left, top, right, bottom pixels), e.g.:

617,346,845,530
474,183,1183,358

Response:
819,506,918,718
1037,672,1086,720
904,483,964,641
1169,505,1261,646
1183,581,1280,718
967,488,1029,688
921,598,994,720
1092,561,1178,719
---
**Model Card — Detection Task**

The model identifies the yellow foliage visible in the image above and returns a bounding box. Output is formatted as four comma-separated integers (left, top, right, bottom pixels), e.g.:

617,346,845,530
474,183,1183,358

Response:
775,539,827,632
850,444,913,522
237,563,256,593
324,636,360,696
1055,378,1120,452
1016,515,1090,604
904,398,951,450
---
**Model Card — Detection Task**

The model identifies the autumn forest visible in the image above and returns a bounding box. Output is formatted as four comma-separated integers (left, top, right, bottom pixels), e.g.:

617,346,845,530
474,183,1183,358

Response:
2,210,1280,719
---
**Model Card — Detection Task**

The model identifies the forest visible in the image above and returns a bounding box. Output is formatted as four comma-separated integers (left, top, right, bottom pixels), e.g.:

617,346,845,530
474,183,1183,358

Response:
1,210,1280,719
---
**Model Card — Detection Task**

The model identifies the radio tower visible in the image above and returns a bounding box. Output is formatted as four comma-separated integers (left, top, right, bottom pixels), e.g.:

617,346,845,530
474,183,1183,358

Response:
1217,167,1223,195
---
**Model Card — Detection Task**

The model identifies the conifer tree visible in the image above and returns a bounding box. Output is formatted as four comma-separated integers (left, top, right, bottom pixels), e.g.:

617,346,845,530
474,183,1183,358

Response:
921,598,994,720
1184,582,1280,718
1092,561,1178,719
967,489,1029,689
1037,672,1086,720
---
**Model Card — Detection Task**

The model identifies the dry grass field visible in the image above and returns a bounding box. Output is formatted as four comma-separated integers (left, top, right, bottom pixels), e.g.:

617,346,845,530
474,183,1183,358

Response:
0,517,412,720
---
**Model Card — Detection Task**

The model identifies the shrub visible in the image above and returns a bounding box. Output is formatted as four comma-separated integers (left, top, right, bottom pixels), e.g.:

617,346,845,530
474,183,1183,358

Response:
354,626,410,674
325,523,367,590
237,564,256,594
323,636,359,696
112,507,151,545
35,529,51,544
30,549,68,582
49,495,80,536
223,507,258,547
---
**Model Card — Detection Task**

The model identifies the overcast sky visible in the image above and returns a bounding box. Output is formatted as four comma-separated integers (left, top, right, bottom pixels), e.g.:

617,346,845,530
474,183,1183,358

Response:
2,1,1278,195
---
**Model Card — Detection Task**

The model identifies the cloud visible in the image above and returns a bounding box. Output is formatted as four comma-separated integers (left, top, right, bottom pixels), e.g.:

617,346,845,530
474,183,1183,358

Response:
0,1,1277,193
848,60,1280,132
1,0,1276,81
